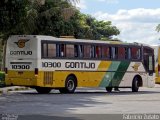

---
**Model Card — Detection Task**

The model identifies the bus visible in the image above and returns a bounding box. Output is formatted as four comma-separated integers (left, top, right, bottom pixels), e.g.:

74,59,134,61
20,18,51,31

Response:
5,35,155,93
153,45,160,84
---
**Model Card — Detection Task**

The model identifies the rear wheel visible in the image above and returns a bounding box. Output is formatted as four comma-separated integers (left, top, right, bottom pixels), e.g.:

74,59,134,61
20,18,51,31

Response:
132,77,140,92
35,87,51,94
59,76,77,93
105,87,113,92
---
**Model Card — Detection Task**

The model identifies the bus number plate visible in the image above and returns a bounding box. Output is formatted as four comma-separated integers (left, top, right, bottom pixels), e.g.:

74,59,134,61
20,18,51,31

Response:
12,65,30,69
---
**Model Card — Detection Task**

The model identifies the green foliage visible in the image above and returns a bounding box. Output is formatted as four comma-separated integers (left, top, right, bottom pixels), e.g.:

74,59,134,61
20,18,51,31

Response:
0,0,29,40
0,0,120,41
70,12,120,40
156,24,160,32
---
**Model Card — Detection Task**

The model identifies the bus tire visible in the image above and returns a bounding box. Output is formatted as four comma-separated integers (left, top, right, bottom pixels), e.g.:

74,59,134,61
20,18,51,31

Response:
106,87,113,92
132,77,139,92
35,87,51,94
65,76,77,93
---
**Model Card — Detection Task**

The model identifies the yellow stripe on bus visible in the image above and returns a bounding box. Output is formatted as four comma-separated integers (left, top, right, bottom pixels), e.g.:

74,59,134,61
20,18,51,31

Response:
6,61,112,88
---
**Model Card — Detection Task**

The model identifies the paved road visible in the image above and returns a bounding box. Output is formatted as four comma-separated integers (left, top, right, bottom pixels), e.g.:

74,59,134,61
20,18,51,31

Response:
0,85,160,119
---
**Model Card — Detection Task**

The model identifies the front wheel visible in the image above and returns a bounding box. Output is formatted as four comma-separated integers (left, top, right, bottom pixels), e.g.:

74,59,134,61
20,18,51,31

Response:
35,87,51,94
132,77,139,92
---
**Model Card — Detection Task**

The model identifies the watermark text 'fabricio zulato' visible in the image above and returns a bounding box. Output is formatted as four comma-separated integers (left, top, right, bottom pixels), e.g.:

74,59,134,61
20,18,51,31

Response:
123,114,160,120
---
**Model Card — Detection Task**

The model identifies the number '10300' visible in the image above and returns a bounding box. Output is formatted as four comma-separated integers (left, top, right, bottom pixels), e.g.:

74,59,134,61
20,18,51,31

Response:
12,65,30,69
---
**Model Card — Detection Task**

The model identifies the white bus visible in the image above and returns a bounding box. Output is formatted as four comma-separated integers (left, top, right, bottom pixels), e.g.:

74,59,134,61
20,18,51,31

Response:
5,35,155,93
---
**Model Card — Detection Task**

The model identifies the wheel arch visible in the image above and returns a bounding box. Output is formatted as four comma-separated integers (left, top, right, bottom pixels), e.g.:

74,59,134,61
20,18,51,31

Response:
66,74,78,87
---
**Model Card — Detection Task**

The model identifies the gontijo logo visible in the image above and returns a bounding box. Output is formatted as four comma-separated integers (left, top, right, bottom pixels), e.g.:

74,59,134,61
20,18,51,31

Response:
132,63,141,71
14,39,29,48
10,39,32,56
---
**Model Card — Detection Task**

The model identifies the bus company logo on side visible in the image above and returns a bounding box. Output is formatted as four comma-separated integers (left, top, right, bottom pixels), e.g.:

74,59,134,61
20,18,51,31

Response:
14,39,29,48
132,63,141,71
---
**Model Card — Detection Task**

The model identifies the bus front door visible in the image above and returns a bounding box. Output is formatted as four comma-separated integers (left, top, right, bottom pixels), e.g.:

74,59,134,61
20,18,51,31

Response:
144,54,155,87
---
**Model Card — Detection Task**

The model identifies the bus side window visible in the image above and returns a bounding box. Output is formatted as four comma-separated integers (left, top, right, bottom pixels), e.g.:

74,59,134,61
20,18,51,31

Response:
102,46,110,59
118,47,125,59
95,46,102,58
48,43,56,58
127,48,131,59
91,46,95,58
137,49,141,59
131,47,141,60
84,45,91,58
56,44,60,57
74,45,78,57
42,43,47,58
79,45,83,58
111,47,118,59
60,44,66,57
66,44,74,58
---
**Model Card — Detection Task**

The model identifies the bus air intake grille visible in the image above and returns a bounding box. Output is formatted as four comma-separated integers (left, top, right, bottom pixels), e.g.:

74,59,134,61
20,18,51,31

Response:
43,72,53,85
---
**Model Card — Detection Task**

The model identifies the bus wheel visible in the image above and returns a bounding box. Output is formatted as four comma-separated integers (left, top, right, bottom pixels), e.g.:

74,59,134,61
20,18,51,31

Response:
132,77,139,92
106,87,113,92
35,87,51,94
65,76,77,93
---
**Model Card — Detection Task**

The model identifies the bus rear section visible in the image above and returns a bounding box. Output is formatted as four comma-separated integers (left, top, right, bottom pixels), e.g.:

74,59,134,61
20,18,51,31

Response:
5,35,38,87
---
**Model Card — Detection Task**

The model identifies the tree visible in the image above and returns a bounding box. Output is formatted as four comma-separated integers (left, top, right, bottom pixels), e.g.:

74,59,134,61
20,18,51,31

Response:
0,0,29,40
69,12,120,40
0,0,120,40
0,0,79,40
0,0,120,69
156,24,160,32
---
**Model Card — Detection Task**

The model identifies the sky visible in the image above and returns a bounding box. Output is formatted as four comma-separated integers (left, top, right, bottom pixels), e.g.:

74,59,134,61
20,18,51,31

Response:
76,0,160,45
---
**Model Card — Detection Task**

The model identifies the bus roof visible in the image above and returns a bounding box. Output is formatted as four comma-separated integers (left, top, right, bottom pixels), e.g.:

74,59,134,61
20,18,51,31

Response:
9,35,145,47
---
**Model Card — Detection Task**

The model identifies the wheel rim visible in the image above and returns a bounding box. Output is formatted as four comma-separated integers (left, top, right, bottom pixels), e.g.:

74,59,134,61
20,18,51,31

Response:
67,80,74,91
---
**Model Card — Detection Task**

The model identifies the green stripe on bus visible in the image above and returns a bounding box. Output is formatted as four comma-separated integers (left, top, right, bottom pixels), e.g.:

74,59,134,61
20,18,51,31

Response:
111,61,130,87
99,61,120,87
99,61,130,87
